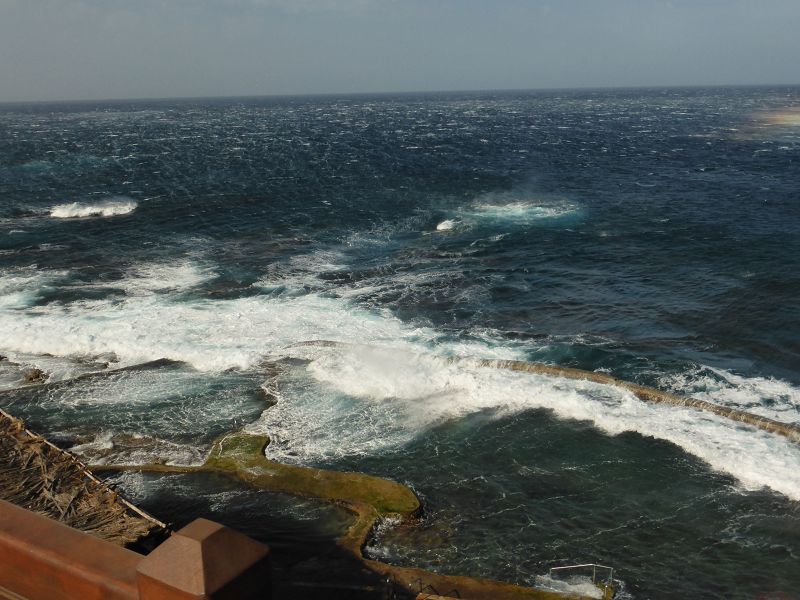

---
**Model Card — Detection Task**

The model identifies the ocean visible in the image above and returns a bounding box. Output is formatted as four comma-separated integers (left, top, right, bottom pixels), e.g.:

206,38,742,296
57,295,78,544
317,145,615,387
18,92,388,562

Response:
1,87,798,598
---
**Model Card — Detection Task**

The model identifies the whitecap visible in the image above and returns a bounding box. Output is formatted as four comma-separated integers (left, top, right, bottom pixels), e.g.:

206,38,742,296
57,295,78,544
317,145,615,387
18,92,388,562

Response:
50,197,138,219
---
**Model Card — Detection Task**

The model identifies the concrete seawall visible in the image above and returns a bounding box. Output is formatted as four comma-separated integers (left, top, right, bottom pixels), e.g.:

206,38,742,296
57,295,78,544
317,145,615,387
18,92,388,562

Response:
475,358,800,444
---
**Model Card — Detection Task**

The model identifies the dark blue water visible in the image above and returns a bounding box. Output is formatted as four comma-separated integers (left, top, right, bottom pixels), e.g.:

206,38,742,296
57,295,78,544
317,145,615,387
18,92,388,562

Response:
1,87,799,599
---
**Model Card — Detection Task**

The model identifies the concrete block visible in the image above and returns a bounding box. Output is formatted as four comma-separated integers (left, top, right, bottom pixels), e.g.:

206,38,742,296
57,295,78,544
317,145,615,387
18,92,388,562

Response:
136,519,270,600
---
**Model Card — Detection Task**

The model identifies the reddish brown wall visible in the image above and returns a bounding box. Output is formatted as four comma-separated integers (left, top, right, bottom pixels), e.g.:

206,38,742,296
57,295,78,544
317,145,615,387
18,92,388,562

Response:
0,500,139,600
0,500,270,600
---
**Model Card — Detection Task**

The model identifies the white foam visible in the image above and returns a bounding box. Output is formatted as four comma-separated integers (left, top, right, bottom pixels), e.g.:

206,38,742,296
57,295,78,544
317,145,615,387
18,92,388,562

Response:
332,264,494,310
50,197,138,219
661,365,800,424
534,575,604,599
0,351,109,387
124,261,215,295
0,360,28,391
40,367,207,408
0,274,513,372
434,195,580,234
251,344,800,500
17,366,250,465
471,200,577,221
3,260,800,499
254,249,346,295
0,267,69,309
69,431,115,455
69,432,206,467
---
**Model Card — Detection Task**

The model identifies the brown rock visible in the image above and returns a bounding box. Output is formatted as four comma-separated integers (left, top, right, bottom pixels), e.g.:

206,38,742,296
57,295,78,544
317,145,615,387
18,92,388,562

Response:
22,368,47,383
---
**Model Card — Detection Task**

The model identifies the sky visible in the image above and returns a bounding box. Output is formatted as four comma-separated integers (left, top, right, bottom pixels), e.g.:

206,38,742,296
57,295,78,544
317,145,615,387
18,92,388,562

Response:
0,0,798,102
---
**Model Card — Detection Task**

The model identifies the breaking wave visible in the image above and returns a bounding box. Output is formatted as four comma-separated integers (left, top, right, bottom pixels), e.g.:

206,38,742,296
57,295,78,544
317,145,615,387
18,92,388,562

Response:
661,365,800,425
50,198,138,219
252,343,800,501
2,259,800,500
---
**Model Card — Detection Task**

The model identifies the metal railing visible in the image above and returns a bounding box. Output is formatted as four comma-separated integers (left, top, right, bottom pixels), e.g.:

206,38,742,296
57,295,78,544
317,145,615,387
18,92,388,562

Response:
548,564,615,598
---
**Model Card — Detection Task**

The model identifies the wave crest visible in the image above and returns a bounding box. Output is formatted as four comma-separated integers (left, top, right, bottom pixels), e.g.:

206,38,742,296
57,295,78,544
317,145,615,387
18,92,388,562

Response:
50,198,138,219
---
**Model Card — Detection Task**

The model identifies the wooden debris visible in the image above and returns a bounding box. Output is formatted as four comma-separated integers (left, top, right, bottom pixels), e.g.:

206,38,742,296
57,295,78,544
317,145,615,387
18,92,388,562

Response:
0,409,167,548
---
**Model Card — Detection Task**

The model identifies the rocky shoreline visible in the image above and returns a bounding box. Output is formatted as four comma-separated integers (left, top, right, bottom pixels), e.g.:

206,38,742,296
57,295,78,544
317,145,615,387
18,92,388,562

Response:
91,429,588,600
5,349,797,598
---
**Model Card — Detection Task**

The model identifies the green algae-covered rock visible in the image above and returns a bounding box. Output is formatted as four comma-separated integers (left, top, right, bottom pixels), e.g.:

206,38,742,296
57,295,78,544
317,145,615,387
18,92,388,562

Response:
204,432,419,517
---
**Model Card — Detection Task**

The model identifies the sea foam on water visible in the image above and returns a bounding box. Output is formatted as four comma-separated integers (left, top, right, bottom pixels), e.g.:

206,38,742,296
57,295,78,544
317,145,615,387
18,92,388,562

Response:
50,197,138,218
2,259,800,500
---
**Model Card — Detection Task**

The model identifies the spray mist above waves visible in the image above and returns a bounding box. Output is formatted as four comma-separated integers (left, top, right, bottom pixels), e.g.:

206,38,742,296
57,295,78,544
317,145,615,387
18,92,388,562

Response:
49,197,138,219
435,197,580,233
2,261,800,500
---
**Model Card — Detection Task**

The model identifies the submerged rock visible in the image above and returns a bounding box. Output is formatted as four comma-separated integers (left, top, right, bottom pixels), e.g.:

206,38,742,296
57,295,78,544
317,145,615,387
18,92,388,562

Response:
22,368,47,384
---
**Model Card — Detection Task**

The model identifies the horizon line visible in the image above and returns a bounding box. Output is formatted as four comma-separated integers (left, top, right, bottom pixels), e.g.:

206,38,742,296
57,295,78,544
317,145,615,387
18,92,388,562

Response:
2,81,800,107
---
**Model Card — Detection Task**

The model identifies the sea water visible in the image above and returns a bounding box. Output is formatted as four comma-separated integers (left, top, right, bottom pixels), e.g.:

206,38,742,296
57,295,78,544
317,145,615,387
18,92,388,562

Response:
1,87,799,598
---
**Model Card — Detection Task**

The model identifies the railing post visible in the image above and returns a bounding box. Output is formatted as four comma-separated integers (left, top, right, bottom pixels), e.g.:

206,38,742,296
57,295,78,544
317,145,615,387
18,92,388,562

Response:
136,518,271,599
